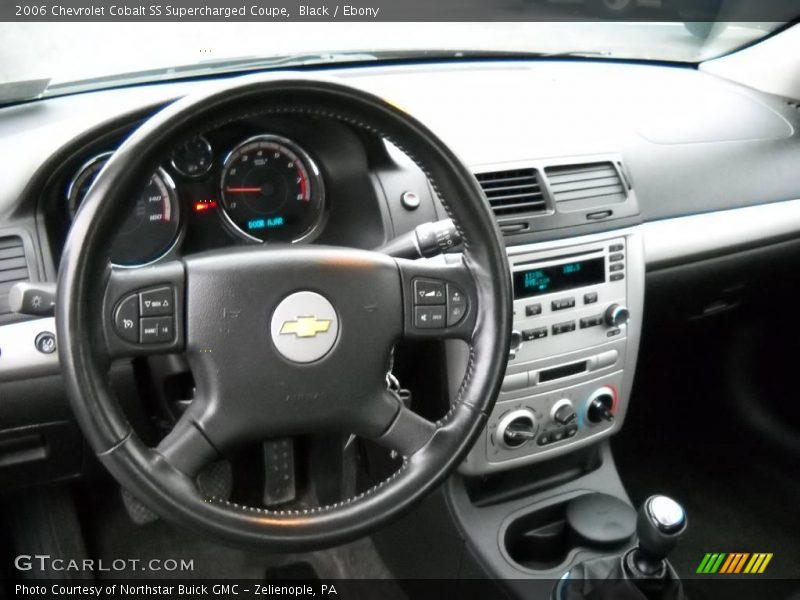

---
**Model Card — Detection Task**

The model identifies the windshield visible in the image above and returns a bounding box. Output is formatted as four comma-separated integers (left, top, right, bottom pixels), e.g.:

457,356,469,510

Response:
0,22,787,98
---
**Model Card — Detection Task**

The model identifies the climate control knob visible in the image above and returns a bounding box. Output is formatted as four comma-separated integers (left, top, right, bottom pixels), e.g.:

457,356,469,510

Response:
551,400,577,426
605,304,630,328
586,387,616,424
497,408,538,449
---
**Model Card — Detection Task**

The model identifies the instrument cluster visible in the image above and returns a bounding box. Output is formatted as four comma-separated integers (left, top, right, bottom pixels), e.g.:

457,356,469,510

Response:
65,131,327,267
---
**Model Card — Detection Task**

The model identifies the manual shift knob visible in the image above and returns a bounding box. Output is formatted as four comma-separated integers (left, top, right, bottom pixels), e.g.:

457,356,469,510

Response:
628,495,687,577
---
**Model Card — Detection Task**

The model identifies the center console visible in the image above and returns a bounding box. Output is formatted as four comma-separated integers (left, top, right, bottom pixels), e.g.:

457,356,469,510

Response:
459,228,644,475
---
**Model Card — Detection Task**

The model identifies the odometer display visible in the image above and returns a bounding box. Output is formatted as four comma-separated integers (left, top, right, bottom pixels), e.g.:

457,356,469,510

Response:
219,135,325,243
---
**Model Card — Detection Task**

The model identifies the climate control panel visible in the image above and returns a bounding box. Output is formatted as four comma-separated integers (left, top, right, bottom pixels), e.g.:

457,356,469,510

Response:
459,230,644,475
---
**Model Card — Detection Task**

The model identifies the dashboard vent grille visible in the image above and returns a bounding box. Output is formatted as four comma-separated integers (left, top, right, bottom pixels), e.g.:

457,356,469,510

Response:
475,168,547,218
545,162,626,207
0,236,29,321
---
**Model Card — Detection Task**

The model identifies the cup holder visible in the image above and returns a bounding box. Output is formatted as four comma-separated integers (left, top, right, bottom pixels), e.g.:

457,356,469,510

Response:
502,493,635,571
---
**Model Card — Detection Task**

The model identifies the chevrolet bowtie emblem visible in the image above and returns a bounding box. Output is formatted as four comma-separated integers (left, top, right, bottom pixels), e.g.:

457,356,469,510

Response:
279,316,332,338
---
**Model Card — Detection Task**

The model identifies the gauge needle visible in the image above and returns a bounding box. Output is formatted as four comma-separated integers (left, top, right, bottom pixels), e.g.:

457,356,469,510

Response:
226,187,262,193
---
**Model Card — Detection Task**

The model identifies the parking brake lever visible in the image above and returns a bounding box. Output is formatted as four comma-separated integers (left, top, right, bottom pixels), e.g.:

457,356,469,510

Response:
378,218,462,259
9,281,56,317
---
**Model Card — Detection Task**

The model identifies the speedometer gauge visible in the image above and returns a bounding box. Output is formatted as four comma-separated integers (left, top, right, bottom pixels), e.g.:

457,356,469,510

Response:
67,153,181,267
219,135,325,243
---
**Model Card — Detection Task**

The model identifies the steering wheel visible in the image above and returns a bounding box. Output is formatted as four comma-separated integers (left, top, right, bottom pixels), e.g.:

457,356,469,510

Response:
56,74,512,550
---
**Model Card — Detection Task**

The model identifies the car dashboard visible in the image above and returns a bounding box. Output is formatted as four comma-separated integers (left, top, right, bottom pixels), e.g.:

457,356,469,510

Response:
1,59,800,577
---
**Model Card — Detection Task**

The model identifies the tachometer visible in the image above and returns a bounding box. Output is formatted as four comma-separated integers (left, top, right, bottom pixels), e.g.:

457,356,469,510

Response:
219,135,325,243
67,153,181,267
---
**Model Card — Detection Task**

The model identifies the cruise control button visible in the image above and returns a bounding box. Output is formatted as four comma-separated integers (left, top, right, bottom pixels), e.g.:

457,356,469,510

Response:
447,284,467,326
413,279,446,305
140,286,174,316
141,317,174,343
415,306,446,329
114,294,139,343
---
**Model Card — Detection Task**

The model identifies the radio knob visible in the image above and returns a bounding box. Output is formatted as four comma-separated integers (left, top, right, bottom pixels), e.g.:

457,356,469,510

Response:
605,304,630,328
497,408,538,449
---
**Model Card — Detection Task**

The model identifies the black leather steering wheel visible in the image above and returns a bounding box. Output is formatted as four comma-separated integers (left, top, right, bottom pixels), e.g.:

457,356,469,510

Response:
56,74,512,550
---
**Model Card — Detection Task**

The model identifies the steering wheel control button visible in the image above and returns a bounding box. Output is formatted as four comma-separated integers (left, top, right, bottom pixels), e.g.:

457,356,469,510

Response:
270,291,339,363
114,293,140,343
34,331,57,354
140,286,174,317
414,278,446,305
446,284,468,326
140,317,174,343
415,306,446,329
552,297,576,311
400,190,421,210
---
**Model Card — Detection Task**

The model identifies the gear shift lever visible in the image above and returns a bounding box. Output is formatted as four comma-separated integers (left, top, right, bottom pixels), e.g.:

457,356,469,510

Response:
625,495,687,578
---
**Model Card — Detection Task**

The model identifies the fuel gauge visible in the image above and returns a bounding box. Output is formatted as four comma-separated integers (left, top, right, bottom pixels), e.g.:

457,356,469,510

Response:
170,135,213,178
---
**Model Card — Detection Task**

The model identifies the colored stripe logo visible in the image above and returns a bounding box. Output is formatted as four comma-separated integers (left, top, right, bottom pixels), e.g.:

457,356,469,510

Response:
697,553,773,574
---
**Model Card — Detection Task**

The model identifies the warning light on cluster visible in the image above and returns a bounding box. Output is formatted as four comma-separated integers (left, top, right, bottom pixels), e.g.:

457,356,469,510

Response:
193,200,217,213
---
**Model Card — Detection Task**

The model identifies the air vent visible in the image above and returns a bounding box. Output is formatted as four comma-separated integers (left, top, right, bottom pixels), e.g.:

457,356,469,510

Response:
0,236,29,321
545,162,626,209
475,168,547,218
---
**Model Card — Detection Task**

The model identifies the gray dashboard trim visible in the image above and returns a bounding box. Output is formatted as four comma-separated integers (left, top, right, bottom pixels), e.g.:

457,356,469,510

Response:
643,198,800,270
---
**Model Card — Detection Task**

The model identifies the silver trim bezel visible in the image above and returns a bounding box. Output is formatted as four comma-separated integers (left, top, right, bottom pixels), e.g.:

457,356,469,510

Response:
218,134,327,245
169,134,214,179
66,154,183,269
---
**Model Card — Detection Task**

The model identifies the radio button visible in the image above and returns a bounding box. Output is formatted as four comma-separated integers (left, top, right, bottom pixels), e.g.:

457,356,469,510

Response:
610,273,625,281
552,321,576,335
610,263,624,272
446,284,467,326
609,253,625,262
413,278,446,305
583,292,598,305
525,303,542,317
552,298,576,311
580,315,604,329
415,306,446,328
609,244,624,252
522,327,548,341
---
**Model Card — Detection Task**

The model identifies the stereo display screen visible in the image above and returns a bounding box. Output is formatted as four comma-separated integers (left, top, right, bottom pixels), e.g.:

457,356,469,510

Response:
513,257,606,299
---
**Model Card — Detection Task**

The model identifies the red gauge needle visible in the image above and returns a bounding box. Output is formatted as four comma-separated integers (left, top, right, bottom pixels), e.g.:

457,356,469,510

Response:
225,187,262,193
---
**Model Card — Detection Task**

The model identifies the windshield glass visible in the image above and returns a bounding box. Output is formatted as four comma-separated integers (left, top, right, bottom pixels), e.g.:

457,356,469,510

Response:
0,22,787,97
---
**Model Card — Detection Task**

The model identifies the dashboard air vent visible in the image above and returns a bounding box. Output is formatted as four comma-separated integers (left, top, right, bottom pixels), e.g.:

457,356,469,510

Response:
0,236,29,321
545,162,626,209
475,168,547,218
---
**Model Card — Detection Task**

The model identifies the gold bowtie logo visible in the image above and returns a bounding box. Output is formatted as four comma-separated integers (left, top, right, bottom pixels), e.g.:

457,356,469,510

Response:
280,316,332,338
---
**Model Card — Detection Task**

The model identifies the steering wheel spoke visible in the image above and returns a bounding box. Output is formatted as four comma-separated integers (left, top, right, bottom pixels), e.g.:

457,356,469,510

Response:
156,410,221,478
397,255,478,342
373,400,437,457
101,260,186,358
